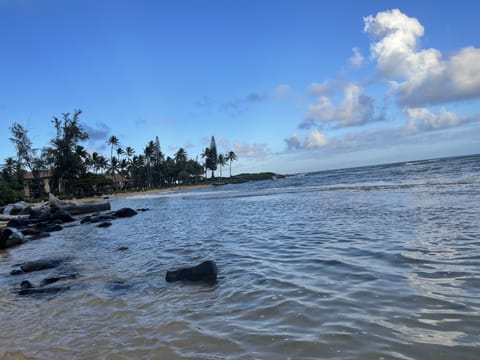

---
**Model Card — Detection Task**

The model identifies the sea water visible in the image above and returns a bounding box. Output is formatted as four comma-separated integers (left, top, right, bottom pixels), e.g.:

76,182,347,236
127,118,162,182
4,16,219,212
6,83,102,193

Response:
1,154,479,359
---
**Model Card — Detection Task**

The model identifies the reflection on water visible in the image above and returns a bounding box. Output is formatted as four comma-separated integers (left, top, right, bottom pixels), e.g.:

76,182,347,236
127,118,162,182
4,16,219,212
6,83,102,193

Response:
1,155,479,359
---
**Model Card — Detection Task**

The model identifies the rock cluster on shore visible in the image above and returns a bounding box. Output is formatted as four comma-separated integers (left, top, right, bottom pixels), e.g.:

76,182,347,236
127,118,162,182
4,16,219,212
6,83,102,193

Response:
0,194,138,250
2,194,218,297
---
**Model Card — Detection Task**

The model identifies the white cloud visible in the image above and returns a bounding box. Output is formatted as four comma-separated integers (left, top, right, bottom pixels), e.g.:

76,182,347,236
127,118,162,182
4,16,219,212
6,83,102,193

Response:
349,47,364,67
405,107,479,131
285,130,329,150
308,81,330,97
306,130,329,148
304,83,375,127
233,141,269,158
364,9,480,107
449,47,480,96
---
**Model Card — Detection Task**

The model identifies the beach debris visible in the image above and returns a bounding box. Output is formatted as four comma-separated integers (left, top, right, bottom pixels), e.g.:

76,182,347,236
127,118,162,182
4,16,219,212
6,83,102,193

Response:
166,260,218,284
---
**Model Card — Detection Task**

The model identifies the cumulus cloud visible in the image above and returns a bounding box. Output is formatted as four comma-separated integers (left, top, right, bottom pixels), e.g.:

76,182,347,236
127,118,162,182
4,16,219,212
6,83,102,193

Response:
233,141,269,158
303,83,376,127
364,9,480,107
285,130,329,150
406,107,479,131
349,47,364,67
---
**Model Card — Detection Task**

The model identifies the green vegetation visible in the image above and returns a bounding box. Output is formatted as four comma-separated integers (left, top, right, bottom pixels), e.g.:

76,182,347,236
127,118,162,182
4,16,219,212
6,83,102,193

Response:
1,109,239,206
224,172,284,184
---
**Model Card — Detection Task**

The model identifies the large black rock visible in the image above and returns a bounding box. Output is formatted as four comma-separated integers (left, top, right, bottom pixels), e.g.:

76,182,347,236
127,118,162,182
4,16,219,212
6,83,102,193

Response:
112,208,138,218
166,260,218,284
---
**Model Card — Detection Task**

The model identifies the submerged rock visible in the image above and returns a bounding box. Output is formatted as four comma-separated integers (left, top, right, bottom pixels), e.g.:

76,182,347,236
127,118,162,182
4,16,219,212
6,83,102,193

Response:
40,273,78,286
18,284,70,296
166,260,218,284
97,221,112,228
80,213,114,224
10,258,65,275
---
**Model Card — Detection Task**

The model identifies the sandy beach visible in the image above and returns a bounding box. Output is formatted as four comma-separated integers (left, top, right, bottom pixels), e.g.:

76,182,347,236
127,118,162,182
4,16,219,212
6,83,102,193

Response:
71,184,213,203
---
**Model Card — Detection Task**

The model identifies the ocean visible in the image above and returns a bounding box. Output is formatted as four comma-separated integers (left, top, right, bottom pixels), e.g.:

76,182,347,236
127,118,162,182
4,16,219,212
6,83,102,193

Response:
1,154,479,359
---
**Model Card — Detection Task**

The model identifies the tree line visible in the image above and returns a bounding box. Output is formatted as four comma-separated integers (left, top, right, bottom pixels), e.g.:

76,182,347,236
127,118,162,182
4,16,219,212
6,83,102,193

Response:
0,109,237,204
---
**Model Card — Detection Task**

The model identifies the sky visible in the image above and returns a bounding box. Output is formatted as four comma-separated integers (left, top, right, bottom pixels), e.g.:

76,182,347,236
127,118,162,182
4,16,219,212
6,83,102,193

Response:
1,0,479,175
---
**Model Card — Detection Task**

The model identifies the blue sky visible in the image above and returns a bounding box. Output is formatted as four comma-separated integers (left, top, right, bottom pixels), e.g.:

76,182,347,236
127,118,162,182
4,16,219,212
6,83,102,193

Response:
1,0,479,174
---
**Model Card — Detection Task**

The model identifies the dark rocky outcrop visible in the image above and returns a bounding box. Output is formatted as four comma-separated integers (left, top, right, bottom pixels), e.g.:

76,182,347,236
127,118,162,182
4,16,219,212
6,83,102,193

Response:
0,227,26,249
112,208,138,218
166,260,218,284
80,207,137,224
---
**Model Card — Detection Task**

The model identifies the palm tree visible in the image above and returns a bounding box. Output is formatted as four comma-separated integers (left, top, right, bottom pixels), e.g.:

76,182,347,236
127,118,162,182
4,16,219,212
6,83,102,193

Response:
91,152,99,173
109,156,119,189
174,148,188,164
97,155,108,174
116,147,125,163
200,147,211,178
107,135,120,169
1,157,17,183
125,146,135,162
218,154,227,178
226,151,237,177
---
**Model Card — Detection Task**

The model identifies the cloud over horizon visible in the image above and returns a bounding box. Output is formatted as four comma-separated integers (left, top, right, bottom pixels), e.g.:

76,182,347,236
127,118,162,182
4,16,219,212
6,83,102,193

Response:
364,9,480,108
285,8,480,155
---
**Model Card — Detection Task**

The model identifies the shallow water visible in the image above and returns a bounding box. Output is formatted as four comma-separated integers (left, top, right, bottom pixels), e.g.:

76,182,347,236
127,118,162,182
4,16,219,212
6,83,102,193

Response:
1,155,480,359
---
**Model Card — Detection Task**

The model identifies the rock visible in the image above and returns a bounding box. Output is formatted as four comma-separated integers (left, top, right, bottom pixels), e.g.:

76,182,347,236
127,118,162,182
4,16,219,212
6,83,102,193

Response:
40,273,78,286
20,227,41,236
97,221,112,228
7,218,39,228
0,227,26,249
166,260,218,284
18,285,69,296
80,214,113,224
18,258,64,273
36,222,63,233
21,280,34,289
112,208,138,218
48,209,75,223
28,232,51,241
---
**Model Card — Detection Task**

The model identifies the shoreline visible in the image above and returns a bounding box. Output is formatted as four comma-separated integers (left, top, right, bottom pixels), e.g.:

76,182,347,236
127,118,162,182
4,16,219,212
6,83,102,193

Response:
71,184,213,203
